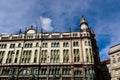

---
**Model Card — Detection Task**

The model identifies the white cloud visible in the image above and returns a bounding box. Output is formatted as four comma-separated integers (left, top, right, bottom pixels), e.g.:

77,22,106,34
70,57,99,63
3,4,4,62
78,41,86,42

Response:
0,0,35,33
100,45,110,60
96,13,120,61
40,16,54,31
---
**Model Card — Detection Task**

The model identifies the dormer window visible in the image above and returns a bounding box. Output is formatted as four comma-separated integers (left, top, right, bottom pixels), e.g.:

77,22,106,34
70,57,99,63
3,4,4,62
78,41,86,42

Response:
25,25,37,35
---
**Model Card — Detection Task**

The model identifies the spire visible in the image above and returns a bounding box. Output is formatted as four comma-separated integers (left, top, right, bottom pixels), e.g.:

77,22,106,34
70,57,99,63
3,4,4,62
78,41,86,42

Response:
19,28,22,34
80,16,89,30
80,16,88,26
30,25,33,28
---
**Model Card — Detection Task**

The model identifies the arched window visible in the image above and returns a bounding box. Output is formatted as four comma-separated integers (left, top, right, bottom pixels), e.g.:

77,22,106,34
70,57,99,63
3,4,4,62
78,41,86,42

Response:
88,41,91,46
16,50,19,55
86,48,88,54
77,49,79,54
51,50,53,55
73,41,79,47
18,43,21,47
45,50,47,54
57,43,59,47
85,41,87,46
118,57,120,62
51,43,54,47
54,43,57,47
77,57,80,62
113,58,116,63
30,43,32,48
28,50,31,56
76,42,78,46
63,50,65,54
36,42,39,47
57,50,59,54
34,50,38,59
34,57,37,63
86,55,89,62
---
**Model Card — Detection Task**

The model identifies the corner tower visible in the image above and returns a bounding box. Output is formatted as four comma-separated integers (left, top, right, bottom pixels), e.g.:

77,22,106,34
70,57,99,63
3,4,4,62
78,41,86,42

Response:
79,16,102,80
80,16,89,30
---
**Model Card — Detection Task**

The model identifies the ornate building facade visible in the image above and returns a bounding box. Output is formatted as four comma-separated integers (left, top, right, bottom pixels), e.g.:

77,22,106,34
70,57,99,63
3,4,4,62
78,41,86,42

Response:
0,16,102,80
109,43,120,80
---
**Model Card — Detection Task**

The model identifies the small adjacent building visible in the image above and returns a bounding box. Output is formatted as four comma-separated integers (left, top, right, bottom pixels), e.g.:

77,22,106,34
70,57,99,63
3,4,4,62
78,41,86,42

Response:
109,43,120,80
101,59,111,80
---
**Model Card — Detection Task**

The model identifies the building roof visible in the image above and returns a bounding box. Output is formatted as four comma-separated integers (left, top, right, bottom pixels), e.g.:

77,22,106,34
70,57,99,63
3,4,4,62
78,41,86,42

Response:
101,59,110,65
109,43,120,54
110,43,120,48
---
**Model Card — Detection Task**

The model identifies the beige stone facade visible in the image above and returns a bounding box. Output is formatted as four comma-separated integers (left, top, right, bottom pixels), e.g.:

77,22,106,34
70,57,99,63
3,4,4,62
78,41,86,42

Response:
0,16,102,80
109,44,120,80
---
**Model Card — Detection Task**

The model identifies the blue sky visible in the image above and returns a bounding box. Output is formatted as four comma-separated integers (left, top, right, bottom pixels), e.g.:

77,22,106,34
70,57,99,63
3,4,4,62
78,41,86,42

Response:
0,0,120,61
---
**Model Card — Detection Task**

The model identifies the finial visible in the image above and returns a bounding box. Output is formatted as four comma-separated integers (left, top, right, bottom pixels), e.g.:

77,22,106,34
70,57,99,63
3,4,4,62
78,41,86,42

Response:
25,27,27,30
81,15,86,23
80,15,88,26
80,16,89,30
19,28,22,34
69,27,71,32
31,25,33,28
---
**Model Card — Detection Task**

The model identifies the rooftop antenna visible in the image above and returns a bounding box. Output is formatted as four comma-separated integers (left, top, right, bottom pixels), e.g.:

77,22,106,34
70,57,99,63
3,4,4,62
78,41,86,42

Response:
19,28,22,34
69,27,71,32
36,27,38,33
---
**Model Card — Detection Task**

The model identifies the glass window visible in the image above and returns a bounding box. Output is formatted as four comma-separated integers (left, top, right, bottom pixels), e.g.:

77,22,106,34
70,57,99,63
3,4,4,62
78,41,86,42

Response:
73,41,79,47
113,58,116,63
85,48,88,54
36,42,39,47
85,41,87,46
10,44,15,48
18,43,21,47
88,41,91,46
118,57,120,62
51,42,59,47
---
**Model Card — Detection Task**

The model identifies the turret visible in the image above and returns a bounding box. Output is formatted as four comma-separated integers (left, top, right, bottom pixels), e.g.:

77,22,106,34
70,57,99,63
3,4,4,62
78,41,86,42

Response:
80,16,89,30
